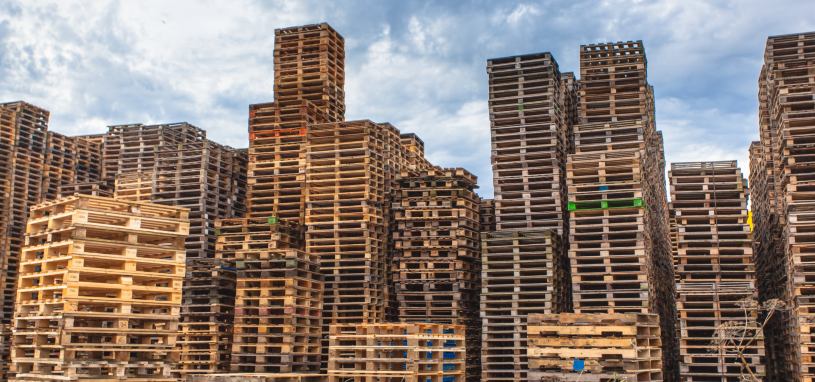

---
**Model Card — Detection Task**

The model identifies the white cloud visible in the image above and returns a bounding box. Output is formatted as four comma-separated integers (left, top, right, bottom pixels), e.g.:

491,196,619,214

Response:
504,3,541,27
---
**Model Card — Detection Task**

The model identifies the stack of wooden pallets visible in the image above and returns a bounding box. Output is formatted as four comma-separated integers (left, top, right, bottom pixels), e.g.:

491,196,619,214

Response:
750,31,815,381
670,161,765,381
479,199,495,233
480,230,568,381
327,323,466,382
562,40,677,381
0,102,50,379
526,313,663,381
176,257,237,375
10,195,188,381
481,51,576,382
215,218,323,375
391,167,481,381
247,100,327,223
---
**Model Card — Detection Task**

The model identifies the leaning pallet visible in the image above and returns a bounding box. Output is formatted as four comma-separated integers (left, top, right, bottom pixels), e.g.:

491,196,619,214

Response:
328,323,466,382
10,195,188,381
526,313,663,382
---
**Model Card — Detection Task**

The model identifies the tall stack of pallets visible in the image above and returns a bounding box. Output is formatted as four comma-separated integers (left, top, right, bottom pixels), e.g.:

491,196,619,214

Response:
750,31,815,381
482,52,575,381
670,161,765,381
214,218,323,374
0,102,50,380
545,40,677,381
391,167,481,381
246,22,344,223
327,323,466,382
10,195,188,381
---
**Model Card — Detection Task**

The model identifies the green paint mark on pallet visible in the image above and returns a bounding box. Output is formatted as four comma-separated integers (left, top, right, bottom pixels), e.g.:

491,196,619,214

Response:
267,216,279,224
568,197,644,211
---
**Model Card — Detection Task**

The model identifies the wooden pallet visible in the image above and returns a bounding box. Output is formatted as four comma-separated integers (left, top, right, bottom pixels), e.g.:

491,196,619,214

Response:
392,167,481,381
479,198,495,233
10,195,188,381
487,52,572,234
526,313,663,382
188,374,326,382
328,323,465,382
480,230,569,382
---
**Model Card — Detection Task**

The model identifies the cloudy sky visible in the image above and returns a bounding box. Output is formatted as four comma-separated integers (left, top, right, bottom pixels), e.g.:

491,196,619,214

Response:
1,1,814,197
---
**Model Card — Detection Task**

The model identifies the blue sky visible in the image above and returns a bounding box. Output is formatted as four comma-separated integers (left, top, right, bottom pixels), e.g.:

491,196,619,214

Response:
1,0,814,197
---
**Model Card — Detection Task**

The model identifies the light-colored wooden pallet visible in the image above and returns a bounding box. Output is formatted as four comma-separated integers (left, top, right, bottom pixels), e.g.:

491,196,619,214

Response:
10,195,188,382
188,373,326,382
526,313,663,382
328,323,465,382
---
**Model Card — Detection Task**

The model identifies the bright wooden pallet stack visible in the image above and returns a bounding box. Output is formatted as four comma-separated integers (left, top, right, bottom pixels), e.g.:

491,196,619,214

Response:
215,218,323,374
526,313,663,381
670,161,764,381
328,323,466,382
10,195,188,381
188,374,326,382
750,31,815,381
391,168,481,381
482,51,575,382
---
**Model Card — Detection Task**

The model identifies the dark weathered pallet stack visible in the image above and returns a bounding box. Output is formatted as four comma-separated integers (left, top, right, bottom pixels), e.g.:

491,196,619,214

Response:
177,257,237,375
526,313,663,382
10,195,188,382
563,40,677,381
43,132,106,200
327,323,466,382
154,139,247,260
189,374,325,382
750,31,815,381
480,230,567,381
487,53,572,233
670,161,765,381
391,168,481,381
482,52,575,382
103,122,204,180
0,102,48,331
215,218,323,374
